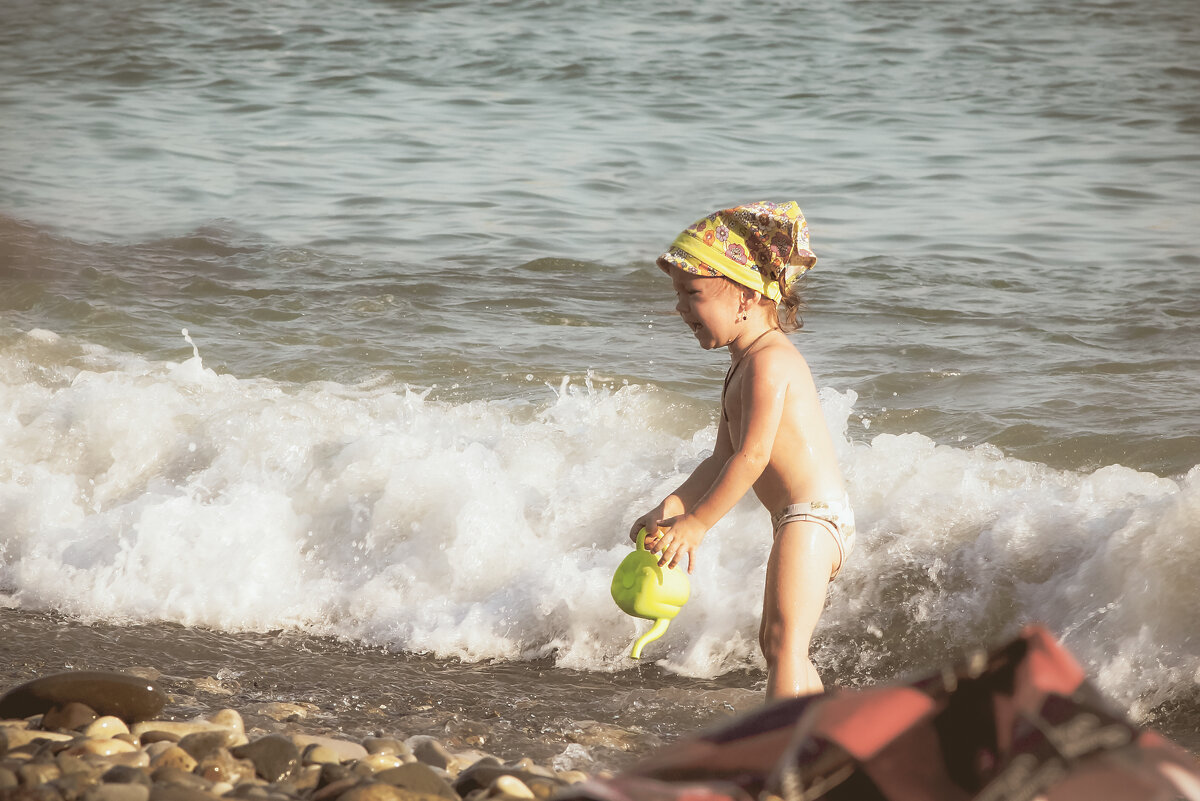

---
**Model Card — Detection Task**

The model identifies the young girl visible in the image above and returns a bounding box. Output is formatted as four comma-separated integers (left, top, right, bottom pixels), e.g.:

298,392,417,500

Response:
629,200,854,698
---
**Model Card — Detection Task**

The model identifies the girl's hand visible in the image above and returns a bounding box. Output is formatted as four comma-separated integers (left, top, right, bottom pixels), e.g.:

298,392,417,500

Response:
644,514,707,573
629,496,685,543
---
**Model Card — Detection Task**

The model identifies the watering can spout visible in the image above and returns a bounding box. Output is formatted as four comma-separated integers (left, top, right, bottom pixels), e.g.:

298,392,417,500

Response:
630,617,671,659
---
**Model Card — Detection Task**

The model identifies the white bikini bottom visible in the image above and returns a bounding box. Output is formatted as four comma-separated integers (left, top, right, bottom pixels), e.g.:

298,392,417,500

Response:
771,496,856,580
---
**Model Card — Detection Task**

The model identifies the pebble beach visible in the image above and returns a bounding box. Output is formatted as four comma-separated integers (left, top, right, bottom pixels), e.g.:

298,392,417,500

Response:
0,668,597,801
2,0,1199,773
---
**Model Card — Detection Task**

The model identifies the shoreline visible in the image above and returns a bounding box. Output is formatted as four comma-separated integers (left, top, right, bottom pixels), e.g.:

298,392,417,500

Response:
0,668,601,801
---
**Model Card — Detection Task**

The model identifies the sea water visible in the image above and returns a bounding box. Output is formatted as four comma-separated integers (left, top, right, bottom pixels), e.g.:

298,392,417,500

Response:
1,0,1198,766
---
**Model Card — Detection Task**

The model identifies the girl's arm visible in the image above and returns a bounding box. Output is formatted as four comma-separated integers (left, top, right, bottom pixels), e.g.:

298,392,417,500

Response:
629,416,733,540
652,352,790,571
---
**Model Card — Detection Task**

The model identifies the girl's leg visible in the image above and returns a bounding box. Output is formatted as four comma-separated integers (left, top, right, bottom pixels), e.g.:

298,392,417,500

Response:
759,519,839,699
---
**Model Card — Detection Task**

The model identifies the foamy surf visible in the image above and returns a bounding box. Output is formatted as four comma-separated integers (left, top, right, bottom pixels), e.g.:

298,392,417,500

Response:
0,328,1196,725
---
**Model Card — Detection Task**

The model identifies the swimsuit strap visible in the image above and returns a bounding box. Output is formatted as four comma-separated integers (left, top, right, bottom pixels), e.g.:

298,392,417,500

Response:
722,328,777,421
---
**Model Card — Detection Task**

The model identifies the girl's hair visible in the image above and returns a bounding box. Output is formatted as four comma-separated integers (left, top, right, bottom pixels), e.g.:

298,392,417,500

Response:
775,279,807,333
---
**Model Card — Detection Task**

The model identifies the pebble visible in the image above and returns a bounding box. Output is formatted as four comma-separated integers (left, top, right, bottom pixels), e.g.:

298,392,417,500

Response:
358,753,405,773
102,765,154,786
85,784,151,801
196,749,256,785
150,746,199,774
177,731,236,762
0,673,593,801
301,744,342,766
42,701,100,731
231,734,300,783
85,717,131,739
0,671,166,722
361,738,411,758
291,735,367,763
490,775,535,800
374,763,458,799
336,784,411,801
407,737,452,770
1,727,76,751
64,738,139,757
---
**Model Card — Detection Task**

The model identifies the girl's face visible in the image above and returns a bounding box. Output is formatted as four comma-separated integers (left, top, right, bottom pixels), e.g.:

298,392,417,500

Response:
671,268,740,350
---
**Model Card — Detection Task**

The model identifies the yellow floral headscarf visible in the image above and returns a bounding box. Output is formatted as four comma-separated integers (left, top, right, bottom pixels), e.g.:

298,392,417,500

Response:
656,201,817,302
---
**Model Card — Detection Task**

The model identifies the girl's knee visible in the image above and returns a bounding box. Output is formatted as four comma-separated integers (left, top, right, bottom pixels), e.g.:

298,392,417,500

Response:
759,615,810,666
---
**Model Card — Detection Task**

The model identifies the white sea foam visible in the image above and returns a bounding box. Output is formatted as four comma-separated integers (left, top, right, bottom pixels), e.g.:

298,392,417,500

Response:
0,329,1196,721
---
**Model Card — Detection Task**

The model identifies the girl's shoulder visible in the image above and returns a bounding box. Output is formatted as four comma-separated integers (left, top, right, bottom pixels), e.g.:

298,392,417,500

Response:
746,335,811,382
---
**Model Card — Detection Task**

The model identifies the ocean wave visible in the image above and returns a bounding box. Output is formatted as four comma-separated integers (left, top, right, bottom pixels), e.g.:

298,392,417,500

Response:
1,328,1196,723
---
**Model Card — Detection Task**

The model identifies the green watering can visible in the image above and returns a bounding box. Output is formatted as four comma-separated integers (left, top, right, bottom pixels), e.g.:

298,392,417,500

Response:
610,528,691,658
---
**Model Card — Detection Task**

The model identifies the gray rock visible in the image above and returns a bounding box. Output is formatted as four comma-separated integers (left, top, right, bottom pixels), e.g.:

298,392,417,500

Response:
361,739,411,759
336,784,411,801
99,766,152,787
374,764,459,799
41,702,99,732
84,785,151,801
176,731,239,763
407,738,451,771
0,673,166,723
148,785,220,801
318,764,353,788
231,735,299,784
451,766,563,799
146,768,210,792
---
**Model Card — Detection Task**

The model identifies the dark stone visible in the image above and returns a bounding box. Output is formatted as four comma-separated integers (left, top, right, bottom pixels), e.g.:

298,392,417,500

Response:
318,765,351,789
408,739,451,771
144,771,207,793
147,787,218,801
40,704,98,733
374,764,458,800
0,787,65,801
309,777,360,801
136,732,178,746
99,768,150,788
451,767,562,799
47,773,96,801
0,673,165,724
230,736,298,784
174,733,227,763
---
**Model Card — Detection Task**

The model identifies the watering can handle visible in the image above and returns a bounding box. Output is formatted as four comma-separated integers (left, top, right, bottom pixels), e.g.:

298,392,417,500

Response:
636,527,648,551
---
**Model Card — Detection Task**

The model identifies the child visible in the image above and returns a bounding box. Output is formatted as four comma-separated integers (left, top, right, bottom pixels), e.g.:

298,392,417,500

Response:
629,201,854,698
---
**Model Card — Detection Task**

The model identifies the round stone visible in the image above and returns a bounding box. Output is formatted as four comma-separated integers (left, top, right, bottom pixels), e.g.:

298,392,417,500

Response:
490,776,534,800
177,731,234,762
85,717,131,740
65,739,138,757
407,738,451,771
291,735,366,763
361,739,409,758
84,784,151,801
150,745,198,775
101,765,153,786
303,745,342,766
197,750,256,785
0,672,165,723
359,754,404,774
41,701,99,731
231,735,299,784
374,763,458,799
336,783,410,801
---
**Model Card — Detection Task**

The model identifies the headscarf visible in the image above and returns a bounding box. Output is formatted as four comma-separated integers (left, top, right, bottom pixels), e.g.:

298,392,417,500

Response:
656,201,817,302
